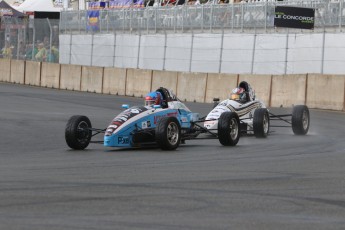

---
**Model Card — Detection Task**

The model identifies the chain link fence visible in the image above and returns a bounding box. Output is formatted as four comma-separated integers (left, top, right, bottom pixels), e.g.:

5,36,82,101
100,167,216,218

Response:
0,18,59,63
60,1,345,35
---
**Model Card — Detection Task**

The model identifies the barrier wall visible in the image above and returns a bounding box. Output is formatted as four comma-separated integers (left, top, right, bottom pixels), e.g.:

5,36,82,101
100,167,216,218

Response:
60,64,82,91
10,60,25,84
41,63,60,88
103,67,127,96
177,72,207,103
0,59,11,82
205,73,238,103
238,74,272,106
151,70,178,94
271,74,307,108
25,61,41,86
1,58,345,112
126,69,152,97
81,66,103,93
306,74,345,111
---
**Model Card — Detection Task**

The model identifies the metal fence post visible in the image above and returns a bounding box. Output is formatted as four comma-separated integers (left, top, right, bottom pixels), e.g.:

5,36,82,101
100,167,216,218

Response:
264,1,267,32
91,34,94,66
163,31,167,70
321,28,326,74
218,27,224,74
32,22,36,61
137,32,141,69
113,31,116,67
47,18,53,62
155,8,157,33
339,0,343,30
284,28,289,75
251,32,257,74
189,32,194,72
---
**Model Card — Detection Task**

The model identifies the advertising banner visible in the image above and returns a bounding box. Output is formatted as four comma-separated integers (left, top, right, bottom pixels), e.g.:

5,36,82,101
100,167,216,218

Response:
274,6,315,30
108,0,144,8
86,10,99,31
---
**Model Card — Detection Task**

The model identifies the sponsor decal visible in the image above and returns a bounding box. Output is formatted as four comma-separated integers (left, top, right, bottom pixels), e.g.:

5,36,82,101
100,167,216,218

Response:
141,120,151,129
118,136,129,144
181,116,188,122
154,111,178,124
204,121,216,129
106,106,148,134
274,6,315,29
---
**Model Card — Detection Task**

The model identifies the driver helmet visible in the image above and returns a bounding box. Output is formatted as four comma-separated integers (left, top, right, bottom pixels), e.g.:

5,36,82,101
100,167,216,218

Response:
145,91,163,106
230,87,246,102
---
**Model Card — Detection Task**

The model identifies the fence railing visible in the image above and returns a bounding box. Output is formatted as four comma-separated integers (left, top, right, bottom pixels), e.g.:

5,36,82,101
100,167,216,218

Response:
60,1,345,34
2,0,345,65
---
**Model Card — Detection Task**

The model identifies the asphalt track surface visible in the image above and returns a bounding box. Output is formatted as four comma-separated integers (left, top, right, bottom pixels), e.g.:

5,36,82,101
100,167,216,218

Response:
1,83,345,230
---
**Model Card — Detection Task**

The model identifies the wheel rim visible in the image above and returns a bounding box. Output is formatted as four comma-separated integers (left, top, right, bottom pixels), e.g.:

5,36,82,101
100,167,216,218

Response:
77,121,90,143
229,118,238,140
263,113,269,134
302,110,309,130
167,122,179,145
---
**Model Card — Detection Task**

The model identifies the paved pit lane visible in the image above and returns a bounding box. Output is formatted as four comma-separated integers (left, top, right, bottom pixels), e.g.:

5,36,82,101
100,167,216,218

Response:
0,83,345,230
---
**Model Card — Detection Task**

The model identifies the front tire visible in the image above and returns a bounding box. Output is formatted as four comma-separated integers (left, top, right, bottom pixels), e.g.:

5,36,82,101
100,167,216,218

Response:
253,108,270,138
155,117,181,150
292,105,310,135
218,112,240,146
65,115,92,150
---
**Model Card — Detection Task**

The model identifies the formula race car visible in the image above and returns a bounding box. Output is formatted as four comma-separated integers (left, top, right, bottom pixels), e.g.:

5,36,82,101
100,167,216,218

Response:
204,81,310,137
65,87,241,151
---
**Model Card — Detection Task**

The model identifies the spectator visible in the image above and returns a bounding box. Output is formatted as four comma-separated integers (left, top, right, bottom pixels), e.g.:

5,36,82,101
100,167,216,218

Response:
46,43,59,63
2,41,12,59
25,44,38,60
35,43,47,61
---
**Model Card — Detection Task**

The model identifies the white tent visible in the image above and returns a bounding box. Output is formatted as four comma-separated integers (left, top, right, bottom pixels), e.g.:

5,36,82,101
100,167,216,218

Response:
13,0,62,12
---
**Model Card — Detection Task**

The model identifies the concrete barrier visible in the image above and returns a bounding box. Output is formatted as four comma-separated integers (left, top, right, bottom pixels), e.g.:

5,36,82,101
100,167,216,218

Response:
271,74,307,108
60,64,82,91
205,73,238,103
239,74,272,106
177,72,207,103
0,59,11,82
25,61,41,86
151,70,178,94
126,69,152,97
10,60,25,84
103,67,127,95
81,66,103,93
307,74,345,111
41,63,60,88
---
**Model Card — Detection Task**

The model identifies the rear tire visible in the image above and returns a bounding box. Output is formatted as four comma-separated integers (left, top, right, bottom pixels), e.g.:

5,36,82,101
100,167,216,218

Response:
253,108,269,138
155,117,181,150
218,112,240,146
65,115,92,150
292,105,310,135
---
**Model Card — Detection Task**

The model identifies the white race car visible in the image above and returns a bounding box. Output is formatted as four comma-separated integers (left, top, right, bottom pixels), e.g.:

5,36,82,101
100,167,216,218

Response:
204,81,310,137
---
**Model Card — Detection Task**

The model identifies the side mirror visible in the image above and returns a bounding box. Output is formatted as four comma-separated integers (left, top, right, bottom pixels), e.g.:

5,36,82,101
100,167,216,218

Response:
153,105,161,109
122,104,129,109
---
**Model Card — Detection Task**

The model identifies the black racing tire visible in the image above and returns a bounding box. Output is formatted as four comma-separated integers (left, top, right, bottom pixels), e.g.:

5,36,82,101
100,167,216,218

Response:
218,112,240,146
155,117,181,150
292,105,310,135
65,115,92,150
253,108,270,138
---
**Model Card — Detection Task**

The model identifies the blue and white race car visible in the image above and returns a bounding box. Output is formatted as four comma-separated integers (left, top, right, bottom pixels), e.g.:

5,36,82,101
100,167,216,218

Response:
65,87,241,151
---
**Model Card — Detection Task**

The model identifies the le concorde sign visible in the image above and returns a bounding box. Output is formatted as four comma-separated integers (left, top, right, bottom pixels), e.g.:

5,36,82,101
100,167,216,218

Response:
274,6,315,29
